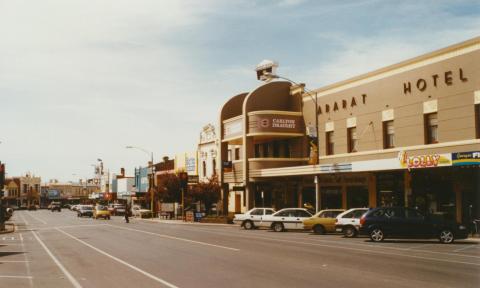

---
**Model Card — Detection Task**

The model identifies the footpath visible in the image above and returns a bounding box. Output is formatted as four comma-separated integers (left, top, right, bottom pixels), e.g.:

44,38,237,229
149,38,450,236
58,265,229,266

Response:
0,222,15,234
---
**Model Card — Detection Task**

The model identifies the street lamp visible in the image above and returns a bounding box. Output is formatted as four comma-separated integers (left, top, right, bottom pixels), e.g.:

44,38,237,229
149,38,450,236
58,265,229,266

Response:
126,146,155,217
262,72,321,213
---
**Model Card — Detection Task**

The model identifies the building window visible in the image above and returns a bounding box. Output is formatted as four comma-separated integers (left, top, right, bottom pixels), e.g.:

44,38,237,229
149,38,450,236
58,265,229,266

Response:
227,149,232,161
254,144,260,158
282,141,291,158
262,143,269,157
383,121,395,149
273,141,280,157
202,161,206,177
347,127,357,153
326,131,334,155
234,148,240,160
424,113,438,144
212,159,216,175
476,104,480,139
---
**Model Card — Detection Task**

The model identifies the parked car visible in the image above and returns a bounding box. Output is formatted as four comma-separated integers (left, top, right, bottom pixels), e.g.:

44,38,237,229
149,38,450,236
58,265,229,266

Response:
28,205,38,211
71,205,79,211
233,208,276,230
50,202,61,212
5,207,13,221
257,208,312,232
93,205,111,220
113,204,126,216
77,205,94,217
303,209,345,234
131,205,151,218
335,208,369,237
359,207,469,244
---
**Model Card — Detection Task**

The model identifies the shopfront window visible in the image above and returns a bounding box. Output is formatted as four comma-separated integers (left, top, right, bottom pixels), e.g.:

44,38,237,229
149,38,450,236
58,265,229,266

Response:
376,172,405,207
321,186,342,209
346,186,369,208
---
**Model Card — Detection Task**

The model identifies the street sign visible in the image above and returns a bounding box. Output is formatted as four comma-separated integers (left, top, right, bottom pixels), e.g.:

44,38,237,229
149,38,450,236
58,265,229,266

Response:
188,175,199,184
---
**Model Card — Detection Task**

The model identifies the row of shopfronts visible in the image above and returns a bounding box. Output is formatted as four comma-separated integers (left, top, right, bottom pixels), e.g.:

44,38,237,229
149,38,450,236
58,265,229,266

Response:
220,37,480,223
231,154,479,223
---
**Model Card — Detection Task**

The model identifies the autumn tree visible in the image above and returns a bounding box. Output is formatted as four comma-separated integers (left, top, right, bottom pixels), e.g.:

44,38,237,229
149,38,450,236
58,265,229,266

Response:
190,175,221,213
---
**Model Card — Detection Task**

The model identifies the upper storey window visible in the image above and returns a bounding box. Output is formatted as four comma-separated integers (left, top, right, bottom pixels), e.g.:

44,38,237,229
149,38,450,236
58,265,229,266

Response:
425,113,438,144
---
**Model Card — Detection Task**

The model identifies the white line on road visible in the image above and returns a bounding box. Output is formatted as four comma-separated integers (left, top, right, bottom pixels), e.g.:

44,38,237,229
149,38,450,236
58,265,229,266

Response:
18,225,34,288
56,228,179,288
0,260,31,263
19,213,29,225
106,224,240,251
453,245,478,252
31,230,82,288
26,212,47,224
0,275,33,279
17,224,109,231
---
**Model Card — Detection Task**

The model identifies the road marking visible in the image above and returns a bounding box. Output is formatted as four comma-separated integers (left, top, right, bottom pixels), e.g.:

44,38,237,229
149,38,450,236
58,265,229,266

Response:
31,230,82,288
26,212,47,224
106,224,240,251
0,260,31,263
180,226,480,265
19,213,30,225
18,226,34,288
17,224,109,231
453,245,478,252
56,228,179,288
403,243,435,251
0,275,33,279
1,236,16,240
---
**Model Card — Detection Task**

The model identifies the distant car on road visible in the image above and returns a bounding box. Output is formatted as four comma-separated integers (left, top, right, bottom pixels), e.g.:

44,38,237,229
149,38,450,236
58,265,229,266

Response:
77,205,94,217
50,202,61,212
233,208,276,230
335,208,369,237
131,205,151,218
303,209,345,234
257,208,312,232
93,205,111,220
359,207,469,244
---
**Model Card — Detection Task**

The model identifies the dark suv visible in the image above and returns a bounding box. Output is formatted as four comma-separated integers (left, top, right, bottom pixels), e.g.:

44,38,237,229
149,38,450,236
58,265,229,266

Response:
359,207,468,244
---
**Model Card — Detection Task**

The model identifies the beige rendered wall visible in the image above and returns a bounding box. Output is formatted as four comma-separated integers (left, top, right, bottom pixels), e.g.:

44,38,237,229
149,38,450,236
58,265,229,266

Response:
303,48,480,157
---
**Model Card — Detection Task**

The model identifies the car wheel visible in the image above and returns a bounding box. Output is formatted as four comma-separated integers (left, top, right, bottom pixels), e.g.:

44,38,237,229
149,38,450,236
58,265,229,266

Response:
272,222,284,232
243,220,254,230
313,225,325,235
439,229,454,244
343,226,357,238
370,228,385,242
107,216,111,220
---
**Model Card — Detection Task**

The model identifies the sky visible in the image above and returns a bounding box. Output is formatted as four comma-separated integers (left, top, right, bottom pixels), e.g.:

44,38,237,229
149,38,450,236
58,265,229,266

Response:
0,0,479,182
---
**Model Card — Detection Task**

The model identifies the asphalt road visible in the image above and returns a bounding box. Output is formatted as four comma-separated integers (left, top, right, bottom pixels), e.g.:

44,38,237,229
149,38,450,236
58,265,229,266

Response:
1,210,479,288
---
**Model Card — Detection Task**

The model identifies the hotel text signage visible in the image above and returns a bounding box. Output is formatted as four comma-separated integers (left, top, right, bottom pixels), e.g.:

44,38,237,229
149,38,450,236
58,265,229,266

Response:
403,68,468,95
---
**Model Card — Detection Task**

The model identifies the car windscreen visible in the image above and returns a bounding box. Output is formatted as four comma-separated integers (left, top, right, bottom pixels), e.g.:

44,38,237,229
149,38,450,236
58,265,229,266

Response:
96,206,108,211
82,207,93,211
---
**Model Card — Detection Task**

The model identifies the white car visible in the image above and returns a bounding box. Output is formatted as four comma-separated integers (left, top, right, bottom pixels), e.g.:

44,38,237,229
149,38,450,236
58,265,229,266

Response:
131,206,151,218
233,208,276,230
257,208,312,232
335,208,369,237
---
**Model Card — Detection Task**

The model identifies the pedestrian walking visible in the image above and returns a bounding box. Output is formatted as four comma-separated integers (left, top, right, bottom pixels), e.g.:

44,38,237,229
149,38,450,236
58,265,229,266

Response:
125,204,130,223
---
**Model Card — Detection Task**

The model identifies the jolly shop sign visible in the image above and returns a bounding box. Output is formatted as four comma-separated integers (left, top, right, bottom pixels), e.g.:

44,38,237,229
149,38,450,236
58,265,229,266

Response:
398,151,452,169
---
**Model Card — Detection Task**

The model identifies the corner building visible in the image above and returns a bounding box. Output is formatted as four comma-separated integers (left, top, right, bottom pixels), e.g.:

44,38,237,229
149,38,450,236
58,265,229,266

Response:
220,37,480,223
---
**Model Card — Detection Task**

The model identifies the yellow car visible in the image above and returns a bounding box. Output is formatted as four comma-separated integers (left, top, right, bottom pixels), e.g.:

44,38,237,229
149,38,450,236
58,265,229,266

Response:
303,209,345,234
93,205,111,220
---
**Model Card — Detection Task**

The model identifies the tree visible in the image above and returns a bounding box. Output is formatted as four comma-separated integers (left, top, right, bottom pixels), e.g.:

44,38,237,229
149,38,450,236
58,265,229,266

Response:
156,173,181,203
190,175,221,213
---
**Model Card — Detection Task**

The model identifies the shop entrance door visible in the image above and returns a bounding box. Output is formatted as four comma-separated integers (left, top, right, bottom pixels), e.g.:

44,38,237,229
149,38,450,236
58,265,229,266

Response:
346,186,369,208
321,186,342,209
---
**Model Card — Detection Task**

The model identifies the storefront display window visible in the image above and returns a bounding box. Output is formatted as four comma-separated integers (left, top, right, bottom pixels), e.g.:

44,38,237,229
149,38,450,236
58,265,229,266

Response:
376,172,404,207
321,186,342,209
346,186,368,208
